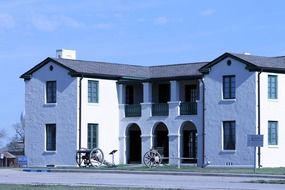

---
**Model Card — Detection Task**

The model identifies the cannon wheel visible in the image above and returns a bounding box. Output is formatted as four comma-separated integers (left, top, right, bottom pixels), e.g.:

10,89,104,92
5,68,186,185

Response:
76,148,88,167
90,148,104,167
143,149,162,168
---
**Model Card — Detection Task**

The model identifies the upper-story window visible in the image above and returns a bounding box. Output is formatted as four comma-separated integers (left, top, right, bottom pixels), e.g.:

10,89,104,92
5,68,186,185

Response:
88,80,99,103
46,81,57,103
223,75,235,99
223,121,236,150
268,75,278,99
268,121,278,145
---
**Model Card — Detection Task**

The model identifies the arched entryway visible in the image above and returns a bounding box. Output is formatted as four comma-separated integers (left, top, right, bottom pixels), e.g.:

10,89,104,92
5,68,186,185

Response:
180,121,197,163
153,122,169,163
126,124,141,164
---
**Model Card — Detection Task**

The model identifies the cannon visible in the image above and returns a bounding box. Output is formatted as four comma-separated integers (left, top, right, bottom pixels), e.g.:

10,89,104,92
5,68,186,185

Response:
76,148,104,167
143,148,163,168
76,148,117,167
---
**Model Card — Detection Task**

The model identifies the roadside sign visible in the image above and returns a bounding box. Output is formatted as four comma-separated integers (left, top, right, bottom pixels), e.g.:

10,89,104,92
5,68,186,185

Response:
247,135,263,147
17,156,28,167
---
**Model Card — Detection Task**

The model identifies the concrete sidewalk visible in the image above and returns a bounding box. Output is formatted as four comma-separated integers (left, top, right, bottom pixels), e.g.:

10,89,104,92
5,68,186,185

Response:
21,167,285,179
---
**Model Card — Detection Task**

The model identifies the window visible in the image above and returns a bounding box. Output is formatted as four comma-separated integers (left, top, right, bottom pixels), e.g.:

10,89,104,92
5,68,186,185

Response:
223,75,235,99
223,121,236,150
268,121,278,145
268,75,278,99
88,124,98,149
185,84,198,102
88,80,99,103
46,81,56,103
46,124,56,151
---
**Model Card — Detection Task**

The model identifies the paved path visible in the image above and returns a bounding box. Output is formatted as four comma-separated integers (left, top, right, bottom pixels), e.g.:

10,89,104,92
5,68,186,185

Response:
0,169,284,189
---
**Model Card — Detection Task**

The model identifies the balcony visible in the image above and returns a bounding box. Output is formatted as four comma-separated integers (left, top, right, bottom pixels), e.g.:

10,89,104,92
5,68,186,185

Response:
125,104,141,117
152,103,169,116
180,102,197,115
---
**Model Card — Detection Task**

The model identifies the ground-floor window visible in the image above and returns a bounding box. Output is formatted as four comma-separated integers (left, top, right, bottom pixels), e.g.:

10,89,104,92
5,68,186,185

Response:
223,121,235,150
88,124,98,149
46,124,56,151
268,121,278,145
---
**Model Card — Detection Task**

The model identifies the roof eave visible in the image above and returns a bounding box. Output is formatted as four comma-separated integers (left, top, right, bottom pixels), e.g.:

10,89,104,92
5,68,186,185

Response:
20,57,77,80
199,52,258,74
248,66,285,74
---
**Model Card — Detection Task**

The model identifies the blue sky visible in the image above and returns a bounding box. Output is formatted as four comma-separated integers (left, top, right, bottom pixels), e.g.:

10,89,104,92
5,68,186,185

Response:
1,0,285,146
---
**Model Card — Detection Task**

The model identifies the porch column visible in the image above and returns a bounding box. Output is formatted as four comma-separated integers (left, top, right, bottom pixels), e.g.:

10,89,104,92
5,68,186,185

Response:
168,133,180,166
118,84,126,104
141,135,152,163
170,80,179,102
141,82,152,118
119,136,126,164
169,81,180,117
143,82,152,103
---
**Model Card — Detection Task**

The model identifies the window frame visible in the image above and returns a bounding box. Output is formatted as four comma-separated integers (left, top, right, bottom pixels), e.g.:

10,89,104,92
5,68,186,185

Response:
268,75,278,99
268,121,278,146
87,123,98,149
222,121,236,151
45,124,56,151
222,75,236,100
88,80,99,103
46,81,57,103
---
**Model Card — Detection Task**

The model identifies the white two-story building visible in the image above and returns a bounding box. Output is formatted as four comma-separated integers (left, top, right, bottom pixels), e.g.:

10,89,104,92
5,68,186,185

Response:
21,50,285,167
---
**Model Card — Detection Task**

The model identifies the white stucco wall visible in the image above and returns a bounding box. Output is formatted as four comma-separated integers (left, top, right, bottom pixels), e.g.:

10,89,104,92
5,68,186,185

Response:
259,72,285,167
203,58,256,167
25,62,78,167
80,78,120,164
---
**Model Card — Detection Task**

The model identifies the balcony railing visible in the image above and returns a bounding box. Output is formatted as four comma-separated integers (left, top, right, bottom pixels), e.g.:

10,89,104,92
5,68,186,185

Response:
152,103,169,116
180,102,197,115
125,104,141,117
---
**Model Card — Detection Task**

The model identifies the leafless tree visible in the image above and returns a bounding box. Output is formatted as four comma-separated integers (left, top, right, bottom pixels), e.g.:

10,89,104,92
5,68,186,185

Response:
0,129,7,147
7,113,25,151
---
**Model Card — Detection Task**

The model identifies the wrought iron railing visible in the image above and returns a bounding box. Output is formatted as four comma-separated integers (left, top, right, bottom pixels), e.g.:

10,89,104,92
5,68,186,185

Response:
125,104,141,117
152,103,169,116
180,102,197,115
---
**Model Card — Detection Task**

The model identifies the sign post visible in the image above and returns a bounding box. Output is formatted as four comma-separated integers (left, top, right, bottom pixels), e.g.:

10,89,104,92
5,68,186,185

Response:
0,153,4,167
247,135,263,173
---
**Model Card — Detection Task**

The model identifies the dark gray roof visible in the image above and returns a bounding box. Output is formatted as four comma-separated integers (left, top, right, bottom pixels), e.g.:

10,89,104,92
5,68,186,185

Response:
21,52,285,80
21,57,208,80
150,62,207,78
200,52,285,73
53,58,150,79
231,53,285,69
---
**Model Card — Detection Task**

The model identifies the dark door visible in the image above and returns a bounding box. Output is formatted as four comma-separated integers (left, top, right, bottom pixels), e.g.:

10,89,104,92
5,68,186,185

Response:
158,84,170,103
129,130,141,163
126,85,134,104
185,85,197,102
183,130,197,163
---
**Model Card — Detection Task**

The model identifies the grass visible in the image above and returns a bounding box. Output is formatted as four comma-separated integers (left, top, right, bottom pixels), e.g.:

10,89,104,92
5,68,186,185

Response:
0,184,171,190
29,165,285,175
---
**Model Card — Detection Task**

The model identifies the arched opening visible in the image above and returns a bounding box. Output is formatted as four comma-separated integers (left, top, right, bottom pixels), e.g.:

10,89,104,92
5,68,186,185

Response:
180,121,197,163
153,122,169,163
126,124,141,164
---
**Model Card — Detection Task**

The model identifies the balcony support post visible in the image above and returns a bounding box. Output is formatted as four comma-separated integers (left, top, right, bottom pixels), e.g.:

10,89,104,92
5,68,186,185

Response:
118,84,126,104
143,82,152,103
170,80,179,102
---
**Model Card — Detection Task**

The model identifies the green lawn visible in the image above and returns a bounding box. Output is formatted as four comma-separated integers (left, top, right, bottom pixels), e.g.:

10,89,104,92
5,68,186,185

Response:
34,165,285,175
